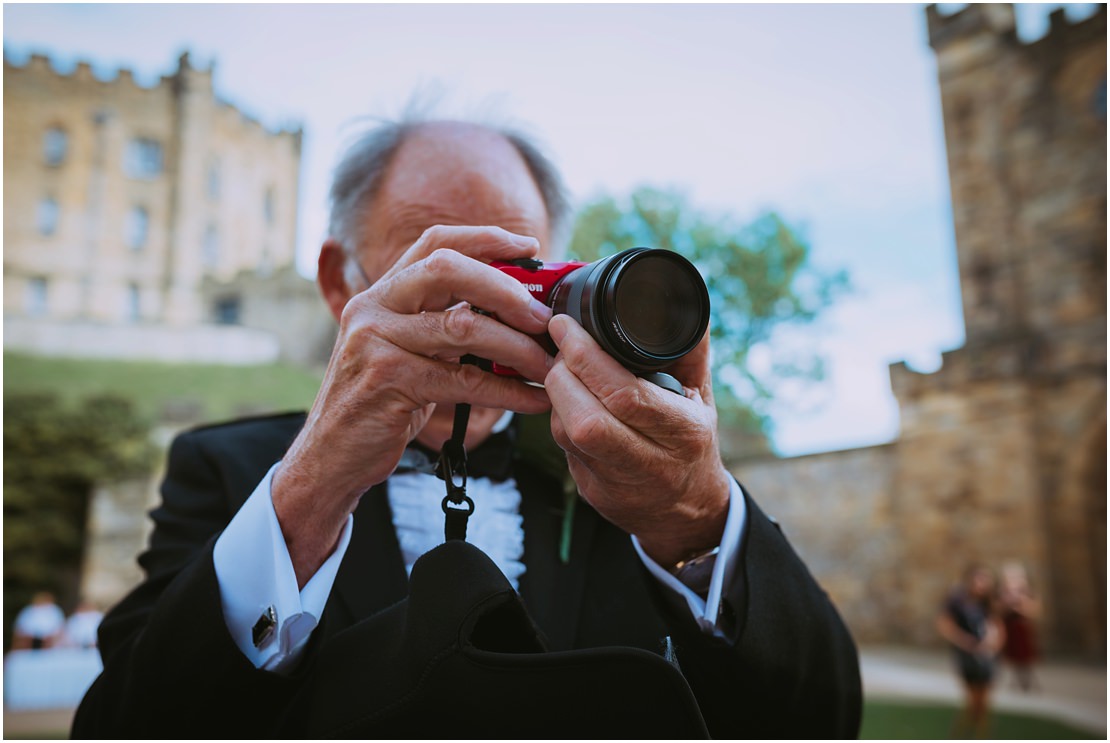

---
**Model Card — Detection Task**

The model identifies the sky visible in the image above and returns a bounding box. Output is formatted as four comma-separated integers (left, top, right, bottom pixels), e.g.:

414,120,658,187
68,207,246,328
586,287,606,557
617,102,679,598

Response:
3,2,1098,457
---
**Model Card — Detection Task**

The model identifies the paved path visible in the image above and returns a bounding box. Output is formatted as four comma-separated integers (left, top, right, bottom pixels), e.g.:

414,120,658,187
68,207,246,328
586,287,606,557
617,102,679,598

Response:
5,646,1105,738
861,645,1107,735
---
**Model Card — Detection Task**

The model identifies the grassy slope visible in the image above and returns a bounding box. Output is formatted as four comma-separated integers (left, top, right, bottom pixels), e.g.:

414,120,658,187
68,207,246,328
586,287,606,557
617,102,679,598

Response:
3,352,323,424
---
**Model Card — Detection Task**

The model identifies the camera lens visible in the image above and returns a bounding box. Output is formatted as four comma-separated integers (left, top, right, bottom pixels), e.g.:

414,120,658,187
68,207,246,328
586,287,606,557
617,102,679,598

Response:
611,255,705,356
549,248,709,372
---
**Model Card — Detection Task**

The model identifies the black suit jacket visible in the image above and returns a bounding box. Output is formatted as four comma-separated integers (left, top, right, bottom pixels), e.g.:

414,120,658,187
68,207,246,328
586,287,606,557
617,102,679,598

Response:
73,412,862,738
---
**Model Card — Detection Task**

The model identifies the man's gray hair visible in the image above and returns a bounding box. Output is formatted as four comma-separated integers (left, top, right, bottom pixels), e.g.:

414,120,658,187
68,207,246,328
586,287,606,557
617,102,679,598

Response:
328,115,572,289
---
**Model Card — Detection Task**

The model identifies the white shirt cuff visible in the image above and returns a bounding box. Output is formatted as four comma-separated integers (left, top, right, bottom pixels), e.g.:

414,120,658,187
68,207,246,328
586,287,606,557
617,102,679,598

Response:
631,475,746,637
212,461,353,673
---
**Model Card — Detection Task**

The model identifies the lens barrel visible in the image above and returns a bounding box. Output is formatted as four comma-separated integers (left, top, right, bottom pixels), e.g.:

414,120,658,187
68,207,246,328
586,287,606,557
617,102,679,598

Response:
548,248,710,373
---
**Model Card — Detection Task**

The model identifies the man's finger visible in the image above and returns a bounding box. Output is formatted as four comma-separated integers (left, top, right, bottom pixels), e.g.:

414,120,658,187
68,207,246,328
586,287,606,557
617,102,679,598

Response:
378,249,551,335
546,315,639,403
544,356,649,461
548,315,696,424
391,308,553,384
381,225,540,281
660,329,712,403
411,355,552,414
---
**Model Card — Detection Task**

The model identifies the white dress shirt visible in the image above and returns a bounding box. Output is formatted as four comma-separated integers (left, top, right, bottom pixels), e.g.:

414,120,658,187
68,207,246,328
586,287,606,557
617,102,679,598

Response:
213,451,747,672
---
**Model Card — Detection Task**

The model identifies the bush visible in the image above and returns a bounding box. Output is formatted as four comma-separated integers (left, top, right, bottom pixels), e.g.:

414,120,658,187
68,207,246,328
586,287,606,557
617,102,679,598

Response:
3,392,157,648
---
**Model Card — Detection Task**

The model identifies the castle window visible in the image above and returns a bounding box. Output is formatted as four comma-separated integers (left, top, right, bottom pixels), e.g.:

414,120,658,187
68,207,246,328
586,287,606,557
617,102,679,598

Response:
37,197,59,236
26,277,48,317
126,206,149,251
207,160,221,200
264,187,275,225
43,127,67,166
214,295,241,325
258,243,273,276
125,137,163,179
203,224,220,268
126,283,141,322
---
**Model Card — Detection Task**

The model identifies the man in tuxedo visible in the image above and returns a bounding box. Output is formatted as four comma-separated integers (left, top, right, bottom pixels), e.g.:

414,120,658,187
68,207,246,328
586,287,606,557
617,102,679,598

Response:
73,118,861,737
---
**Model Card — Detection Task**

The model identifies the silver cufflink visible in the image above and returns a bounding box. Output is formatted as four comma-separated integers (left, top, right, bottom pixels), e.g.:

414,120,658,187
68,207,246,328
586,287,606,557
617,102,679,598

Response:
252,605,277,649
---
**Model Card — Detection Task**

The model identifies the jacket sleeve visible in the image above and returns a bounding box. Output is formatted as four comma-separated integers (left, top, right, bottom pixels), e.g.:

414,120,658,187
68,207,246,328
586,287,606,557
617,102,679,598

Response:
652,490,863,739
71,431,308,738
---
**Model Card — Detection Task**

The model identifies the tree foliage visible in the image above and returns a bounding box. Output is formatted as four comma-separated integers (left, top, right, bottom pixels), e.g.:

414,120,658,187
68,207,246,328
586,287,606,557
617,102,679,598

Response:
567,187,847,454
3,393,157,647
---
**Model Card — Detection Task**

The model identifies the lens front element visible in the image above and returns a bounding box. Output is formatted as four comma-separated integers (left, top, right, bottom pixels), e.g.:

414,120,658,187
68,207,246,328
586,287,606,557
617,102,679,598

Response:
550,248,710,372
612,254,705,357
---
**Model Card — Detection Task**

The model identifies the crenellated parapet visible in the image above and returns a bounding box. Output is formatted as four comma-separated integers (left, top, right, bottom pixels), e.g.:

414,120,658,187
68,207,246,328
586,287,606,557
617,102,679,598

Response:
5,49,304,141
928,3,1107,73
926,3,1016,50
6,50,165,92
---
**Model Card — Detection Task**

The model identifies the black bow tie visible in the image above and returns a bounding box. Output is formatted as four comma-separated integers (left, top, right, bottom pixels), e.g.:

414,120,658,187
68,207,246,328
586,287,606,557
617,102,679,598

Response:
395,424,517,483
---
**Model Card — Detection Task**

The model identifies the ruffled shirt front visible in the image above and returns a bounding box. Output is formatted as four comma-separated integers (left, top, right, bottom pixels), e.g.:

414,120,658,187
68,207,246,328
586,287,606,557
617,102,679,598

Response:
388,473,527,590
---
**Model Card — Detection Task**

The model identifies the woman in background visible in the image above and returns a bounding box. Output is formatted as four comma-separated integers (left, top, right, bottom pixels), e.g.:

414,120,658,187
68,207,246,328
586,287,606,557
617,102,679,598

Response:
998,561,1041,692
936,564,1006,739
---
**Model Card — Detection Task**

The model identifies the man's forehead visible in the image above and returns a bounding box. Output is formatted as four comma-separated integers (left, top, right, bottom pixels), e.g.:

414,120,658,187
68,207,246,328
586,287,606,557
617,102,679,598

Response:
367,121,550,245
383,123,536,199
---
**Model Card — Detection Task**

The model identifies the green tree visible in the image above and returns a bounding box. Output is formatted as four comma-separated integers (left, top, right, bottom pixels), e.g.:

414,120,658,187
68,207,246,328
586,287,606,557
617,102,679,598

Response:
567,187,847,455
3,393,157,648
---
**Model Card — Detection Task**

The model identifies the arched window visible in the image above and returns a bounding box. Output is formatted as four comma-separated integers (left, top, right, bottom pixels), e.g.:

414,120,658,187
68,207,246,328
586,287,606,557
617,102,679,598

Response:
125,137,163,179
126,283,141,322
207,159,221,200
43,126,68,166
26,277,48,316
37,197,59,236
203,224,220,268
126,206,149,251
264,187,275,225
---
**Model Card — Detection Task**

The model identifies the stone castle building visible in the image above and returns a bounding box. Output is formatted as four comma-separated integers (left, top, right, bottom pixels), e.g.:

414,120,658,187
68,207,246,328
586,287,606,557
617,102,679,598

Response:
75,5,1105,657
737,4,1106,657
3,51,317,364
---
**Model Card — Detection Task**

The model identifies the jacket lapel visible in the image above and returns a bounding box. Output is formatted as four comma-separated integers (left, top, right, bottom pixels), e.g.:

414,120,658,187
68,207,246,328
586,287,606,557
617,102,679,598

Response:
516,461,597,651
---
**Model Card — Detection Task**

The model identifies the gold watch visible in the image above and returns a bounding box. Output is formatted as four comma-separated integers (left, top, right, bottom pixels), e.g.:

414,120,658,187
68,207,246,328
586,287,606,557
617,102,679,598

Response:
668,545,720,596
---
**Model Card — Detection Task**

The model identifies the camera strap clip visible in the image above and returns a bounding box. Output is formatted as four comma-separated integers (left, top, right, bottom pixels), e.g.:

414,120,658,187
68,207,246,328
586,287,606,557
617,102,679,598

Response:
437,355,487,542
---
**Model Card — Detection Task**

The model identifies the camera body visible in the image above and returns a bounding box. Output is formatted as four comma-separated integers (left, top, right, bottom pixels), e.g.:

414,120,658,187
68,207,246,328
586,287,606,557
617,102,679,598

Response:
489,248,710,385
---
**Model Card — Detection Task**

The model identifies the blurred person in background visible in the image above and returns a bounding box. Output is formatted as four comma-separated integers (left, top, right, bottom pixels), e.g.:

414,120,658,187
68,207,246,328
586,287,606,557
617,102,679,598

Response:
11,591,65,651
998,560,1041,692
63,600,105,650
936,563,1005,739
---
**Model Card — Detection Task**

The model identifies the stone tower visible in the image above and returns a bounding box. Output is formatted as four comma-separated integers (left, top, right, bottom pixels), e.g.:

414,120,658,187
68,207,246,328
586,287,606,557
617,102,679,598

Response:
890,3,1106,653
734,4,1105,658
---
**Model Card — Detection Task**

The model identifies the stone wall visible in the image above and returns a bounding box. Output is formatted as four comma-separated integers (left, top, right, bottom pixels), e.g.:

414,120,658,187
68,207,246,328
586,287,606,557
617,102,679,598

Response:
80,477,160,609
732,444,900,642
201,264,337,368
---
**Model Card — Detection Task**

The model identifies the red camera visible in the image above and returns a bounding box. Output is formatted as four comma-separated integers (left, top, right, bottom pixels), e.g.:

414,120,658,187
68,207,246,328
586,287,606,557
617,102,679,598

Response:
489,248,710,386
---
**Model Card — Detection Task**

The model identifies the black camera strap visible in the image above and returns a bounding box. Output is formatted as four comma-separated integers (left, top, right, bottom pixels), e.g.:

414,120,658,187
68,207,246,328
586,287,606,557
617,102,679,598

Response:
436,354,488,542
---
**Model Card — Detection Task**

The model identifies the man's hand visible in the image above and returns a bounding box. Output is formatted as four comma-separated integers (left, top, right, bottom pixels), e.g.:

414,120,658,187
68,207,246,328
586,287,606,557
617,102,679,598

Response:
544,314,732,569
273,226,553,585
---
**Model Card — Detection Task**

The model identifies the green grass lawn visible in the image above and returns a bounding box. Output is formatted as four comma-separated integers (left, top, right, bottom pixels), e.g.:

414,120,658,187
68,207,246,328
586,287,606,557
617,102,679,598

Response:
862,700,1101,739
4,352,323,424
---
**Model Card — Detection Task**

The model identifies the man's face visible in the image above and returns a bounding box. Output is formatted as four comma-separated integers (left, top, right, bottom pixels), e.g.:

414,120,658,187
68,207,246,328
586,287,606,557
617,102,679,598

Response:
968,568,994,599
353,122,553,290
